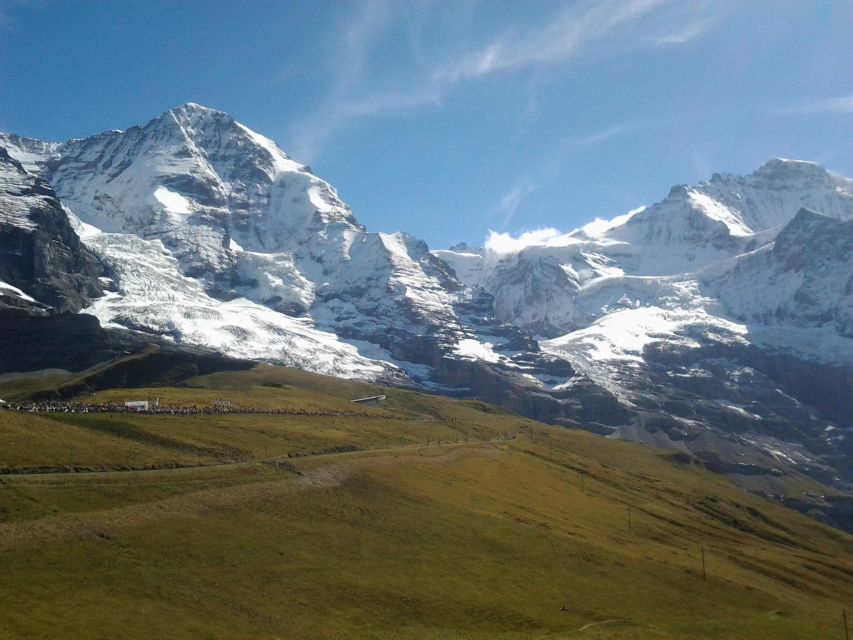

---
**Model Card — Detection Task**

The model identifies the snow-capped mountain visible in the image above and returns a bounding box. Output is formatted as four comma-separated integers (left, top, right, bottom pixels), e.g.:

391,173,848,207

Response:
1,104,462,379
1,105,851,524
434,158,853,512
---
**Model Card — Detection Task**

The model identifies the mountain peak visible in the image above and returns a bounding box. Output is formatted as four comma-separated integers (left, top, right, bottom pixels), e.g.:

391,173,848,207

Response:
778,207,843,238
162,102,233,129
170,102,225,116
752,157,829,181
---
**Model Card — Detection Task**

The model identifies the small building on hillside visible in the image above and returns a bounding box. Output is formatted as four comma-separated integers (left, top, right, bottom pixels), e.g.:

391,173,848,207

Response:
350,395,386,406
125,400,149,412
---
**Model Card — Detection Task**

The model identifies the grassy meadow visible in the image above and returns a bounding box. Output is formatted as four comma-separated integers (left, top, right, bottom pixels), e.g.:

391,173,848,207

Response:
0,363,851,639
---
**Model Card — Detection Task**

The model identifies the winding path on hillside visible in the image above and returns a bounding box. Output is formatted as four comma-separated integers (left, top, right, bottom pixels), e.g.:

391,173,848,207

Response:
0,443,502,551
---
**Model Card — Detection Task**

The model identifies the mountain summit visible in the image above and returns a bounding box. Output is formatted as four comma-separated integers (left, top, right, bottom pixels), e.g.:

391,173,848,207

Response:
1,105,851,524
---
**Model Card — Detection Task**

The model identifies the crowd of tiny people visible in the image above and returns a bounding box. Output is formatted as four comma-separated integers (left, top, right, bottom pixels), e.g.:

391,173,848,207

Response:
0,400,380,417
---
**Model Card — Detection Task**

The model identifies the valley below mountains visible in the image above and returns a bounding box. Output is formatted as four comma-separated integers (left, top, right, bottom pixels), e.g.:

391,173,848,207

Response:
1,103,851,528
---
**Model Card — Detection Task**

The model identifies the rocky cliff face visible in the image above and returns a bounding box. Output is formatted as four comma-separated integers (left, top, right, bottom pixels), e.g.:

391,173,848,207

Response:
1,106,851,524
0,147,102,312
709,209,853,338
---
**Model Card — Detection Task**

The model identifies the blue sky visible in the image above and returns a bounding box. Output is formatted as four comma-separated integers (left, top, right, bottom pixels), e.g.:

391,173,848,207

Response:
2,0,852,248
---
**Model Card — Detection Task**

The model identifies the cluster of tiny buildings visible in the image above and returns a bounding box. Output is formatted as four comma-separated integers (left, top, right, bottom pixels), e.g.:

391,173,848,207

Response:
117,396,385,413
123,398,233,412
1,395,387,414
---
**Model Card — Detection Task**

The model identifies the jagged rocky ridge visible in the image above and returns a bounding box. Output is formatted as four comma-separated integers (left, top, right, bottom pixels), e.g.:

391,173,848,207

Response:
1,104,851,526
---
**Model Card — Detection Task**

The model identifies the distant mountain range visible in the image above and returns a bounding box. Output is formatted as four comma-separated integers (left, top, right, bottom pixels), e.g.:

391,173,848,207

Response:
2,104,851,524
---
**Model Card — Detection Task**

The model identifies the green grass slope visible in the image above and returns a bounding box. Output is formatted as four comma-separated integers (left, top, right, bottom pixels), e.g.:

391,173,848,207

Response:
0,364,851,639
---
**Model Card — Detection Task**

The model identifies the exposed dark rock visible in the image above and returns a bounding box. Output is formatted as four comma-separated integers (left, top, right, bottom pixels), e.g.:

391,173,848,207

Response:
0,147,103,312
0,308,149,373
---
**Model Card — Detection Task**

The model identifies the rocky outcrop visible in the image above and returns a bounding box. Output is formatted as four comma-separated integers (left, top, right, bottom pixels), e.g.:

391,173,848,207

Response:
0,147,102,311
0,308,139,373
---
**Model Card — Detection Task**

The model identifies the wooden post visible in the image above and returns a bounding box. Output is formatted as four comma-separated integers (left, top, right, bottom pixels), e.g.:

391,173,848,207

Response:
627,507,632,535
701,544,707,582
128,447,133,470
69,445,74,471
843,608,849,640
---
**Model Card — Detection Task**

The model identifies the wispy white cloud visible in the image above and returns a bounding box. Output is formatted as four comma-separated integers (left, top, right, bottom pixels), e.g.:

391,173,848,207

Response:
494,177,538,228
287,85,443,162
650,18,711,45
483,120,638,237
286,0,452,161
287,0,675,162
435,0,667,84
564,123,631,146
777,94,853,116
334,0,395,96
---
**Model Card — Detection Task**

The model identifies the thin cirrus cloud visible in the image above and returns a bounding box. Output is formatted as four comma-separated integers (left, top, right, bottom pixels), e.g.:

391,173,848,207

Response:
564,123,632,147
777,94,853,116
433,0,667,84
650,19,711,45
286,0,697,162
494,177,538,229
483,120,636,234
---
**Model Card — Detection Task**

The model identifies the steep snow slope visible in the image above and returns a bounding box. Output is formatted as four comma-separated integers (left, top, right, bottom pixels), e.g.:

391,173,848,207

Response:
701,159,853,232
2,104,460,378
71,217,390,379
709,209,853,335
